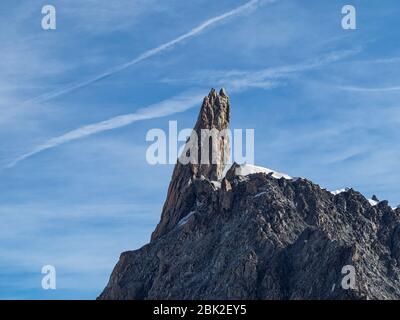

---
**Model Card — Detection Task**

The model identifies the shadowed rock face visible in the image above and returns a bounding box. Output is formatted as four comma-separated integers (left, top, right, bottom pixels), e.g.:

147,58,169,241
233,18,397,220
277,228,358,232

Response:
98,89,400,300
151,88,230,242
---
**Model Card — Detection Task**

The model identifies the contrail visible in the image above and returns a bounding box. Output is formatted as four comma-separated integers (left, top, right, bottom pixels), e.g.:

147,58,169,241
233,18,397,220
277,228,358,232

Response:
6,91,205,168
337,85,400,92
162,48,362,91
7,48,360,168
25,0,267,105
225,48,362,91
357,56,400,64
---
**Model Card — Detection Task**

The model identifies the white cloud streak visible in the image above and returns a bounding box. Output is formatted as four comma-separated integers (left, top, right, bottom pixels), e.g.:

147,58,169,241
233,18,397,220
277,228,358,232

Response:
6,91,205,168
357,56,400,64
227,48,362,91
336,85,400,92
25,0,267,105
6,47,361,168
162,48,362,91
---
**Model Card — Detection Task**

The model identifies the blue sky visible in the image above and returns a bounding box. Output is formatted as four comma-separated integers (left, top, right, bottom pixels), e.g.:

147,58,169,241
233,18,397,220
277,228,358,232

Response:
1,0,400,299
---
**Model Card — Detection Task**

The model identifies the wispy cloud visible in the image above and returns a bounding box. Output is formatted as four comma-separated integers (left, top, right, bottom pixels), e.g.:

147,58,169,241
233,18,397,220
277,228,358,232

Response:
228,48,362,91
336,85,400,92
7,47,360,169
25,0,270,105
6,91,205,168
163,48,362,91
357,56,400,64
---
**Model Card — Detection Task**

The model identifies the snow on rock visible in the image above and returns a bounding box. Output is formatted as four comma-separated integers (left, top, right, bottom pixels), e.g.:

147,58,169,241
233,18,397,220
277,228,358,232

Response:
222,164,397,209
211,181,221,189
331,189,347,195
368,199,379,206
177,211,195,227
329,189,391,208
254,191,267,198
235,164,292,180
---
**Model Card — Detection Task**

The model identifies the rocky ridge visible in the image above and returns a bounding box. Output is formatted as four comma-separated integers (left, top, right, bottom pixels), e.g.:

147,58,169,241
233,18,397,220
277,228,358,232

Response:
99,89,400,300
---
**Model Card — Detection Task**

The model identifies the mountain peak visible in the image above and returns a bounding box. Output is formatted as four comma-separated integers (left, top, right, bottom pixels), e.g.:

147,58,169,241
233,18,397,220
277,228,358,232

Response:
150,88,230,241
99,89,400,300
219,87,228,97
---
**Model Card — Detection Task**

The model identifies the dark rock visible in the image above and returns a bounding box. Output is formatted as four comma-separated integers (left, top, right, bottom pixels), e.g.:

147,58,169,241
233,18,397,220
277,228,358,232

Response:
99,89,400,300
150,88,230,242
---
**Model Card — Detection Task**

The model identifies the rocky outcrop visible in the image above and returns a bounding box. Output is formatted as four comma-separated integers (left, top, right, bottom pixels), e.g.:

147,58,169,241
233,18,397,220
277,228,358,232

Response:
98,89,400,300
151,88,230,241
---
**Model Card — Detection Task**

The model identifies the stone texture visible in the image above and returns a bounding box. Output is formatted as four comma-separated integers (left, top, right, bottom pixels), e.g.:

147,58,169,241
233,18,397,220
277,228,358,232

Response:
150,88,230,242
98,89,400,300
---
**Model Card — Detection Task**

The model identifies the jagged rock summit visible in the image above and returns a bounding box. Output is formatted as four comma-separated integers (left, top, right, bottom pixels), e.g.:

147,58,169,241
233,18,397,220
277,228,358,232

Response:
99,89,400,300
151,88,230,241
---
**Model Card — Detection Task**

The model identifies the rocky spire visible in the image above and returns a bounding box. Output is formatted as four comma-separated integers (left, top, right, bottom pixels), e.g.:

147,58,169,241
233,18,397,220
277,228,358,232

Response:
191,87,230,180
150,88,230,241
100,87,400,301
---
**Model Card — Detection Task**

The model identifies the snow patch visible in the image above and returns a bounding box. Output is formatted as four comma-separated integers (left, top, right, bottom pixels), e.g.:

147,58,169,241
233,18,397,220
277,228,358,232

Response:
177,211,195,227
220,164,397,209
254,191,267,198
331,189,347,195
235,164,292,180
211,181,221,189
368,199,379,206
330,189,381,207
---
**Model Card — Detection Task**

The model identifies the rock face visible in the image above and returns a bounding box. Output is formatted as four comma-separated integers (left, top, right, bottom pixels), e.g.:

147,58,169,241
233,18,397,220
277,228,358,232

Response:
98,89,400,300
151,88,230,242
